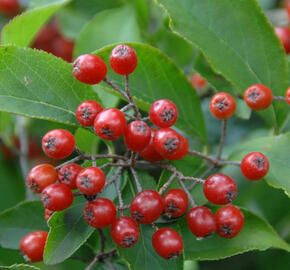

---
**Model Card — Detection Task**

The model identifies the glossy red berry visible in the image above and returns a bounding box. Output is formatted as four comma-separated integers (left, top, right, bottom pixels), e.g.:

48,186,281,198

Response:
152,228,183,259
187,206,216,238
44,209,54,222
42,129,75,159
94,108,127,140
191,73,207,89
130,189,164,224
20,231,48,262
83,198,117,228
209,92,236,119
139,129,164,162
72,54,107,84
76,100,103,127
166,133,188,161
164,189,188,218
215,205,244,238
41,183,73,211
124,121,151,152
110,44,137,75
149,99,178,128
0,0,21,16
286,87,290,105
244,84,273,110
76,167,105,195
240,152,269,180
153,128,181,159
275,27,290,54
27,164,57,193
111,216,139,248
58,163,83,189
203,174,237,205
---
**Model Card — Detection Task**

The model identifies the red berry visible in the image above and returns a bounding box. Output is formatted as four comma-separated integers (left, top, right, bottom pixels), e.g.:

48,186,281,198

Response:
187,206,216,238
130,190,164,224
209,92,236,119
72,54,107,84
76,167,105,195
149,99,178,128
164,188,188,218
215,205,244,238
153,128,181,159
203,174,237,205
0,0,21,16
139,129,164,162
45,208,54,222
20,231,48,262
42,129,75,159
275,27,290,54
58,163,83,189
27,164,57,193
50,36,74,62
76,100,103,127
240,152,270,180
244,84,273,110
41,183,73,211
83,198,117,228
165,133,188,161
191,73,207,89
152,228,183,259
94,108,127,140
286,1,290,22
110,44,137,75
124,121,151,152
286,87,290,105
111,216,139,248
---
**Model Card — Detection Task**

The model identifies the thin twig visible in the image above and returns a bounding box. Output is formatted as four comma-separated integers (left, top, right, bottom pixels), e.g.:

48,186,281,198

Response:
55,155,83,170
125,75,141,119
120,103,134,112
158,173,176,194
273,96,286,102
219,160,241,166
217,119,227,161
117,205,130,210
104,166,123,189
85,249,116,270
124,113,138,120
151,223,159,232
92,155,96,167
130,167,142,192
113,168,124,214
103,77,128,100
177,178,196,208
187,149,218,165
98,229,105,253
130,151,138,168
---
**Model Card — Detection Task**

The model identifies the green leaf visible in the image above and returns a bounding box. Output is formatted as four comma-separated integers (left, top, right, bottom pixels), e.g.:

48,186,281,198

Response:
1,0,70,47
74,128,100,154
229,132,290,197
118,224,183,270
0,247,24,265
75,5,142,57
0,154,25,213
0,46,100,126
96,43,207,144
0,201,47,249
155,0,288,131
0,264,40,270
181,208,290,260
44,201,94,265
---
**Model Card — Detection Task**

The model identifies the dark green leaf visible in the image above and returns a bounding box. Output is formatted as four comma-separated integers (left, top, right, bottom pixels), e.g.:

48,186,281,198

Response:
75,5,142,57
0,46,100,126
0,247,24,265
155,0,288,131
181,208,290,260
0,201,47,249
44,201,94,265
96,43,207,144
1,0,70,47
229,132,290,197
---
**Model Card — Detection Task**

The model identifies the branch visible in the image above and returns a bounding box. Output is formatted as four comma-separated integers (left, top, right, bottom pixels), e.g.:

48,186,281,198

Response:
125,75,141,119
98,229,105,253
217,119,227,161
103,77,129,100
273,96,286,102
177,177,196,208
187,149,218,165
85,249,117,270
130,167,142,192
104,166,123,189
158,173,176,194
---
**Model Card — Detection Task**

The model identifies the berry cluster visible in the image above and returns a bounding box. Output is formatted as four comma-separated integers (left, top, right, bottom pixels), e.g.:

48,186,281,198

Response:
20,44,273,265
